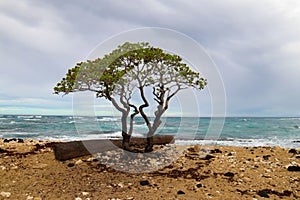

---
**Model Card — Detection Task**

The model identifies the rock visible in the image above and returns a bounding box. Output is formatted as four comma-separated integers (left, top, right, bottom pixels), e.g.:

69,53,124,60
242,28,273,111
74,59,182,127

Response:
82,192,89,196
17,138,24,143
196,183,203,188
224,172,234,177
203,154,215,160
3,139,10,143
117,183,124,188
177,190,185,195
210,149,222,154
11,166,18,170
75,160,83,165
257,190,269,198
0,191,11,198
67,163,75,167
0,148,7,153
288,149,298,154
287,165,300,171
263,155,271,160
140,180,150,186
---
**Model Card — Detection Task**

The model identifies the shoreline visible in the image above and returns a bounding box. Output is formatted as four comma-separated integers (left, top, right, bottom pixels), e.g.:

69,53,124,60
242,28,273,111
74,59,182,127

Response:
1,139,300,199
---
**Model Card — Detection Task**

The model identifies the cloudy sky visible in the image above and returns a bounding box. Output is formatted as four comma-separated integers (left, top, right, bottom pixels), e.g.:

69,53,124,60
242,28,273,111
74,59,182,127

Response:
0,0,300,117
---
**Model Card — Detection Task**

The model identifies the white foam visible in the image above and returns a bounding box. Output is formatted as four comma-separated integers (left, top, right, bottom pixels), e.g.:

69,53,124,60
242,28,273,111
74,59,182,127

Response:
23,119,41,121
175,138,300,148
96,117,120,122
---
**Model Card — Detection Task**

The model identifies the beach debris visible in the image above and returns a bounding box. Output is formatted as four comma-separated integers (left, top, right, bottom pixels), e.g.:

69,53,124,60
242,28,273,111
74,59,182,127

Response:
53,136,174,161
287,165,300,171
67,162,75,167
140,180,150,186
177,190,185,195
0,191,11,198
257,190,270,198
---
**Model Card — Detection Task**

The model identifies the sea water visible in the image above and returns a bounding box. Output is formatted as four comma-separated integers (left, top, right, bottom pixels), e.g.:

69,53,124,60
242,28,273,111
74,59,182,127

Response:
0,115,299,148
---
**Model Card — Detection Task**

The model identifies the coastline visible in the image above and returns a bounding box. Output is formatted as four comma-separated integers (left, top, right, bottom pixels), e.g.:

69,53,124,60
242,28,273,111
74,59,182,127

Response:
1,139,299,199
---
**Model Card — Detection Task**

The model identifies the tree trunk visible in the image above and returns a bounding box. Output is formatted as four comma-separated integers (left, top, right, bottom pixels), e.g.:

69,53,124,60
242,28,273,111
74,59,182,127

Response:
145,134,154,152
122,131,131,150
53,135,174,161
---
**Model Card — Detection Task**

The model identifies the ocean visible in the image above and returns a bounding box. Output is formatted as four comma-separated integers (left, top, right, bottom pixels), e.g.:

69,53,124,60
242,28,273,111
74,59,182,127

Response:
0,115,299,148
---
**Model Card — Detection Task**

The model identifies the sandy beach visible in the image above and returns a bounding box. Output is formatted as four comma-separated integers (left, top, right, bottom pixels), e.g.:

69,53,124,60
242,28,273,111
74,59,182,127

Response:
0,139,299,200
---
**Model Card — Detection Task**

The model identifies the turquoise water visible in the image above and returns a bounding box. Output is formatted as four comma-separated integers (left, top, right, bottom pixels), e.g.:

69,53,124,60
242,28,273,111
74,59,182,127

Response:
0,115,299,148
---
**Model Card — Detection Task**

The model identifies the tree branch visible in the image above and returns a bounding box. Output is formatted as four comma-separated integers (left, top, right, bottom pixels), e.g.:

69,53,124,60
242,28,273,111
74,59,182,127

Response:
138,86,151,127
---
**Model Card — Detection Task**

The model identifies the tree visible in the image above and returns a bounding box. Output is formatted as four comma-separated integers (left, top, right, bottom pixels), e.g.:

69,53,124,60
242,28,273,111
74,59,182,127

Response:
54,42,145,150
54,42,207,152
116,46,207,151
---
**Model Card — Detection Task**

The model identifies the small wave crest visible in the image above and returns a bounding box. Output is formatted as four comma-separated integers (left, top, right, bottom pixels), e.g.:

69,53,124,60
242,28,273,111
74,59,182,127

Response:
96,117,120,122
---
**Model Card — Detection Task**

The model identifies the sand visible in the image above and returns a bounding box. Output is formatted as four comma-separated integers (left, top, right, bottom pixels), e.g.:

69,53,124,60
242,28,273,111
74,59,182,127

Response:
0,139,299,200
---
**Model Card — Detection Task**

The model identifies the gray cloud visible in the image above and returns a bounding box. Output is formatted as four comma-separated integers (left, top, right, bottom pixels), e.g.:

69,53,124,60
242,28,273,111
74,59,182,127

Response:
0,0,300,116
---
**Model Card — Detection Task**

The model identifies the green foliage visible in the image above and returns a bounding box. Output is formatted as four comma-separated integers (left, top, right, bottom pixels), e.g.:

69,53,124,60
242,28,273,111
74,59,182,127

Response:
54,41,207,101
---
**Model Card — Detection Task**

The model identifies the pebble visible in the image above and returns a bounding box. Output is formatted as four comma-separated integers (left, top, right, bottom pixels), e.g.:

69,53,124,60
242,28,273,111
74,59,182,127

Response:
127,197,134,200
82,192,89,196
75,198,82,200
288,149,298,154
0,165,6,170
263,155,271,160
196,183,203,188
140,180,150,186
177,190,185,195
0,191,11,198
287,165,300,171
203,154,215,160
117,183,124,188
223,172,234,177
257,190,269,198
75,160,83,165
67,163,75,167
